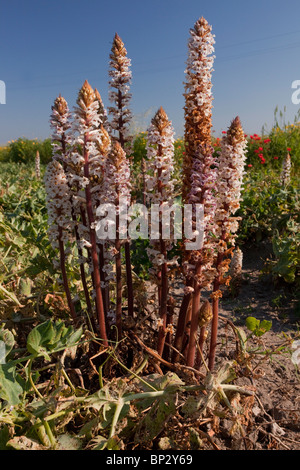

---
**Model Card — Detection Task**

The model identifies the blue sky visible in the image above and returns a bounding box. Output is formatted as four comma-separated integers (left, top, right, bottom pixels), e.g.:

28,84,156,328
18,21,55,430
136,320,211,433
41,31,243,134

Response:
1,0,300,145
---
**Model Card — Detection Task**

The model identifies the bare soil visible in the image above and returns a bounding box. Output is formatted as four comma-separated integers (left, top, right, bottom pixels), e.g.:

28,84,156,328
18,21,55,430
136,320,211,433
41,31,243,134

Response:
169,241,300,450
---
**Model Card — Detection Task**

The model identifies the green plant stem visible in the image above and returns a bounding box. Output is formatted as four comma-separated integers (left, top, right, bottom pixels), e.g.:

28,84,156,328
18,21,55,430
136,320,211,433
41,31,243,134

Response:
28,358,45,401
109,400,124,439
43,420,58,449
113,353,157,392
61,368,76,393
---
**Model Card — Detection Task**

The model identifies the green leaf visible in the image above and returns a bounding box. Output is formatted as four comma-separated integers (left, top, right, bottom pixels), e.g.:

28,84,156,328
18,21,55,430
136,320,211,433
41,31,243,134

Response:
26,320,82,360
0,363,24,405
0,327,15,361
245,316,272,337
245,316,260,332
259,319,272,334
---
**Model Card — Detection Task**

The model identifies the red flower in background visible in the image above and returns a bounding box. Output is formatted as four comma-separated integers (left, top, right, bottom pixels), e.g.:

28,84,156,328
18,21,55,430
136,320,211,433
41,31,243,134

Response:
274,156,278,160
248,164,252,167
287,147,291,152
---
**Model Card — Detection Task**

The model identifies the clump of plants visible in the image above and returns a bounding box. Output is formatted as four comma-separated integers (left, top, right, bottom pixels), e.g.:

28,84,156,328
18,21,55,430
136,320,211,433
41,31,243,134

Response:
42,17,249,375
0,138,52,165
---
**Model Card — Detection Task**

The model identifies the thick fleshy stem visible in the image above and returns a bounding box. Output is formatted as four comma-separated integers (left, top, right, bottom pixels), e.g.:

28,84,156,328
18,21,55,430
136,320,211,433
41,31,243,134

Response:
58,226,77,322
186,263,201,367
172,282,193,362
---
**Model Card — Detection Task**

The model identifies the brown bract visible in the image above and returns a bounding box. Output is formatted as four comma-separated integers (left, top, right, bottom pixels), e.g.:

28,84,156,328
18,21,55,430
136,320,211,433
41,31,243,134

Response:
151,106,170,134
77,80,95,107
198,299,213,328
227,116,244,146
110,33,128,68
97,124,111,157
52,94,68,116
109,140,126,171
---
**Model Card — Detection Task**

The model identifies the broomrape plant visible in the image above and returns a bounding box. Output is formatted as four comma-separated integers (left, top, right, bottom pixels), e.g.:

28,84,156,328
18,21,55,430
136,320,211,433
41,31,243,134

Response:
44,19,247,375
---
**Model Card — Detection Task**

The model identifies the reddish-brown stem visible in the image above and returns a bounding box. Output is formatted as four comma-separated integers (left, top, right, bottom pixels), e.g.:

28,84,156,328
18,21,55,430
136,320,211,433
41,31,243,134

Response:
163,297,175,361
208,236,225,371
83,134,108,346
58,227,77,322
172,279,193,362
195,326,207,369
157,251,168,357
186,262,201,367
98,242,109,318
115,212,123,340
208,288,219,371
125,242,134,317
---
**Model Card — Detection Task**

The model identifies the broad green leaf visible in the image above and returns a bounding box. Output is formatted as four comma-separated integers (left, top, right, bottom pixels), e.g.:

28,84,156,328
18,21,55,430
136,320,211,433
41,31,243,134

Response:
0,327,15,361
245,316,260,332
26,320,82,359
0,363,24,405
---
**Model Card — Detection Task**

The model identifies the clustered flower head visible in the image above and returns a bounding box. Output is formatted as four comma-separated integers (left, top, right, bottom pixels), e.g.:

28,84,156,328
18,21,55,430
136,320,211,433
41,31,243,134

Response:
280,152,291,186
229,246,243,280
35,150,40,179
183,16,215,201
146,107,175,203
213,116,247,286
215,117,247,245
146,107,177,277
50,95,72,164
44,159,74,250
70,80,107,210
108,33,132,148
183,143,218,290
99,140,132,283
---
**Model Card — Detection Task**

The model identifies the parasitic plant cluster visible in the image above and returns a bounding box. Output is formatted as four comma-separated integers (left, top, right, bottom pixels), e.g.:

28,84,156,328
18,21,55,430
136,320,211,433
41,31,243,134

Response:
45,18,247,375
